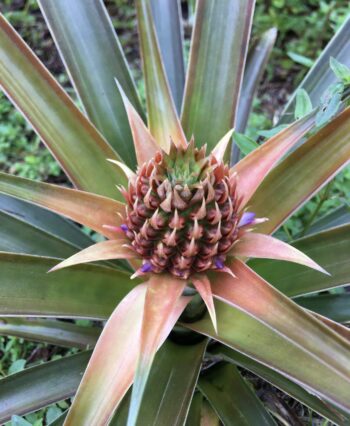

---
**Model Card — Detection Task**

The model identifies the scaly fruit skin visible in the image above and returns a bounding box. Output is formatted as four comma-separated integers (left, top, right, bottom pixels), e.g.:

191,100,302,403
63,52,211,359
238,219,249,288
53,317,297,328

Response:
121,141,244,279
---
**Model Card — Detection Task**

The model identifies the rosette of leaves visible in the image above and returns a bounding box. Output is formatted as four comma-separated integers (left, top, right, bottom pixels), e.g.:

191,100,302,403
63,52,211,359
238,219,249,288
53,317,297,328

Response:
0,1,350,425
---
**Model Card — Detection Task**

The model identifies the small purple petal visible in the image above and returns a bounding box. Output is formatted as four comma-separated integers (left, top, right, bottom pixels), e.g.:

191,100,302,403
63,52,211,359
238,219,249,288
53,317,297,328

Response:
120,224,129,232
141,262,153,273
238,212,256,227
215,257,225,269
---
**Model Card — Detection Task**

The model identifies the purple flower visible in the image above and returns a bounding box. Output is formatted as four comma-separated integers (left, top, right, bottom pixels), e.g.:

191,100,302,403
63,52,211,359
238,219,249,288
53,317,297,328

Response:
120,224,129,232
214,257,225,269
238,212,256,227
141,262,153,273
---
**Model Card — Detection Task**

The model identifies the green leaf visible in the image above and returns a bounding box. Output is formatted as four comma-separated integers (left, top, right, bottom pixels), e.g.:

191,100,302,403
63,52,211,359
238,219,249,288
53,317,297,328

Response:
0,253,136,319
330,57,350,84
258,124,288,138
0,210,82,258
187,300,350,413
287,52,314,68
235,28,277,134
47,412,66,426
46,406,63,425
315,87,342,127
250,225,350,297
294,89,313,120
250,106,350,235
233,132,259,156
112,340,207,425
185,392,203,426
281,16,350,123
0,352,91,423
0,194,93,249
306,205,350,235
11,416,32,426
8,359,26,375
0,318,100,349
296,294,350,324
214,345,350,425
38,0,143,168
150,0,185,113
0,14,125,198
181,0,255,153
198,363,276,425
136,0,186,151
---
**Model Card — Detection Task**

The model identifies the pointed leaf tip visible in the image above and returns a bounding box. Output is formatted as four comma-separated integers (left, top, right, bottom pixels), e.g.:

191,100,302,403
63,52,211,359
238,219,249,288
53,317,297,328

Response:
49,239,137,272
192,275,217,334
230,232,329,275
115,78,159,166
212,128,234,162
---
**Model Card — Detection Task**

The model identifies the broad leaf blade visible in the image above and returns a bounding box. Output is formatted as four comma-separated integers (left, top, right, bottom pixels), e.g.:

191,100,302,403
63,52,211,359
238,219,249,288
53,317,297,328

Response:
0,352,91,423
0,173,125,240
150,0,185,113
0,14,125,197
136,0,186,150
281,16,350,123
64,285,147,426
198,363,276,426
296,294,350,324
0,210,81,258
0,194,93,249
0,318,100,349
211,260,350,386
0,253,136,319
127,276,188,426
250,107,350,234
112,340,207,426
250,225,350,297
38,0,142,168
306,205,350,235
181,0,255,152
214,345,350,425
186,300,350,413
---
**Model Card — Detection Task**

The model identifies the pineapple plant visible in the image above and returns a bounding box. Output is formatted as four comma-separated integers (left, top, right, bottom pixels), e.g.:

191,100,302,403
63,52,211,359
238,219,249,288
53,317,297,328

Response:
0,0,349,425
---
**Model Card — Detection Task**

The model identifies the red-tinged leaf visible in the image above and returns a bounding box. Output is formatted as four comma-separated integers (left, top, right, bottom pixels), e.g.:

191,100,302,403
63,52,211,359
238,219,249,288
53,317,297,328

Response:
136,0,187,151
249,107,350,235
231,232,327,274
116,80,159,166
210,260,350,385
50,240,137,272
212,129,234,163
192,275,217,334
64,284,147,426
0,172,125,240
127,275,189,426
0,14,125,198
232,112,316,208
